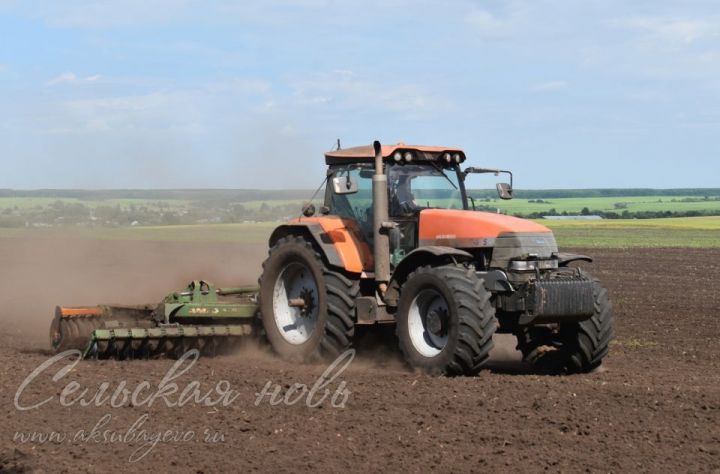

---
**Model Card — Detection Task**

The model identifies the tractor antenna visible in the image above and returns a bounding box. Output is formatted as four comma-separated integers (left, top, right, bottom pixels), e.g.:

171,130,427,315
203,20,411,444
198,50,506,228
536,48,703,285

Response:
336,138,342,150
300,175,329,219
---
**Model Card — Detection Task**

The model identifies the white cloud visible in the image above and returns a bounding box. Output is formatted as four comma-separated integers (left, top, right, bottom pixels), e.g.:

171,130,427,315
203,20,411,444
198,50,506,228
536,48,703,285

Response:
29,0,196,29
290,70,448,119
613,16,720,47
460,0,533,41
25,0,352,29
23,0,513,32
46,72,76,85
65,93,175,113
465,8,512,39
203,78,271,95
41,76,275,136
32,90,190,136
600,14,720,81
46,72,102,86
530,81,567,93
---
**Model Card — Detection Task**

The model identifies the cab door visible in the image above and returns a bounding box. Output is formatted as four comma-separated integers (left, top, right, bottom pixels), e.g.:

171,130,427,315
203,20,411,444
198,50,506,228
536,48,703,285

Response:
325,164,375,243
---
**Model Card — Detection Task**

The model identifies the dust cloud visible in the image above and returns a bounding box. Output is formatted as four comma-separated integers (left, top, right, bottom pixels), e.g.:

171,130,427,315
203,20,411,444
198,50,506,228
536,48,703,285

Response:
0,233,523,368
0,234,267,349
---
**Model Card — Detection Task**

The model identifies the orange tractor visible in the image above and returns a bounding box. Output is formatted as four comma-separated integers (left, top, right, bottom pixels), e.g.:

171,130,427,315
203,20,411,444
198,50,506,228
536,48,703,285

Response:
257,141,613,374
51,141,613,375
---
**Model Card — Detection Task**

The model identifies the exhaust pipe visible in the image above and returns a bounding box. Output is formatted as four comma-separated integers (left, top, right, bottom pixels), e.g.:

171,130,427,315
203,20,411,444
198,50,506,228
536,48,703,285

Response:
372,140,391,286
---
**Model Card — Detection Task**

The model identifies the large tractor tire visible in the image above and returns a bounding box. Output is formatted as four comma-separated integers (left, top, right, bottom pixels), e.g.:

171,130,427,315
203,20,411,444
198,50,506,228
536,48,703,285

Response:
515,271,614,374
396,264,497,376
259,235,359,362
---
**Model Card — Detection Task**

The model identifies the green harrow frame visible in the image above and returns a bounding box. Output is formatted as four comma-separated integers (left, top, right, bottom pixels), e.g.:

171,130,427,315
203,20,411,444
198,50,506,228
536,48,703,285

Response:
51,281,260,359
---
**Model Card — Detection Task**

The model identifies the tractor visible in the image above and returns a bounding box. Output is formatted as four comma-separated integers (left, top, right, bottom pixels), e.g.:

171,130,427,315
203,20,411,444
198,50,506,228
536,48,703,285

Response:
50,141,613,375
257,141,613,374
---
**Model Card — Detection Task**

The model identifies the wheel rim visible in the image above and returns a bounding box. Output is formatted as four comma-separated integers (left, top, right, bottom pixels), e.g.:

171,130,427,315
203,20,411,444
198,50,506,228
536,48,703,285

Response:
408,288,450,357
272,261,319,345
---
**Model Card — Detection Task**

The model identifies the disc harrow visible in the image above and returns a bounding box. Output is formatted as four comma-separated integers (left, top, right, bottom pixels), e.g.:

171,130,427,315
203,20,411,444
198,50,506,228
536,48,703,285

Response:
85,324,252,359
49,281,259,360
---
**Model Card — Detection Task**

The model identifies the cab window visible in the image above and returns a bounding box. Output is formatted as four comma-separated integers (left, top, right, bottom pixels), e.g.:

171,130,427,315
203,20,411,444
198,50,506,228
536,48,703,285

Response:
388,163,465,217
327,165,374,240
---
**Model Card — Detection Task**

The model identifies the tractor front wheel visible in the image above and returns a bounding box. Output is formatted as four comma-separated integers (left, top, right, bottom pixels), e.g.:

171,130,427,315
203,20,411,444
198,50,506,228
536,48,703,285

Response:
396,264,497,376
514,271,614,374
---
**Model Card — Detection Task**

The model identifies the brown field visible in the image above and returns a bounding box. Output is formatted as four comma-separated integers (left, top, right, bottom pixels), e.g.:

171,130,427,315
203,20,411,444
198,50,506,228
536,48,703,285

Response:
0,237,718,473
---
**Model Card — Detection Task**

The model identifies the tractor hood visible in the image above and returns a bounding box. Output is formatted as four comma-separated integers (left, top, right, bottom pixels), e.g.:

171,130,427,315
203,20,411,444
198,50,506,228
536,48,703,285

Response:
418,209,553,248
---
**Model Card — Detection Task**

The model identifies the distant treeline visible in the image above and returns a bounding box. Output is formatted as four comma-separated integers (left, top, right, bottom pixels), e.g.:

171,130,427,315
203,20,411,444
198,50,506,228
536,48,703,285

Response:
516,209,720,220
2,188,720,228
0,199,304,228
467,188,720,199
0,189,315,202
2,188,720,201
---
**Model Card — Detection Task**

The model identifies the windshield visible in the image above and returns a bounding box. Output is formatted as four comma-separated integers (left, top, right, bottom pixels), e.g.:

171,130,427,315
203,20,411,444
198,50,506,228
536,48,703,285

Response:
388,163,465,216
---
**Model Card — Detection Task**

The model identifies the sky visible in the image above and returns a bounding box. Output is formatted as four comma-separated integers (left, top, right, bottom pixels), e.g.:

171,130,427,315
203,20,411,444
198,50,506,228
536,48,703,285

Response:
0,0,718,189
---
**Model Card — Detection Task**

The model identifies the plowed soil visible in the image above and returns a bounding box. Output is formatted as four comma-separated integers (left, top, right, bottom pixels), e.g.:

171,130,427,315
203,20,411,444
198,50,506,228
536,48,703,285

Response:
0,237,718,473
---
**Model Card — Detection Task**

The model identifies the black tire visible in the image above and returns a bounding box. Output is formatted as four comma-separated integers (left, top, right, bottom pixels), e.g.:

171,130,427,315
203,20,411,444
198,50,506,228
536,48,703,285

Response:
515,272,614,374
396,264,497,376
258,235,359,362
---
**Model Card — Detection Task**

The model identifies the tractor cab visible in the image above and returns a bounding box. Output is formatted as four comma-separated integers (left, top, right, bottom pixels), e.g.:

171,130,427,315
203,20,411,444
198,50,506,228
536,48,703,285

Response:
322,144,514,267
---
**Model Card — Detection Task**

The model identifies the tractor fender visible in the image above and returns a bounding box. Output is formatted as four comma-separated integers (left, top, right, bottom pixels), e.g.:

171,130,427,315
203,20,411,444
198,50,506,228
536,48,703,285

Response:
557,252,593,266
269,222,369,274
270,223,344,270
385,246,474,306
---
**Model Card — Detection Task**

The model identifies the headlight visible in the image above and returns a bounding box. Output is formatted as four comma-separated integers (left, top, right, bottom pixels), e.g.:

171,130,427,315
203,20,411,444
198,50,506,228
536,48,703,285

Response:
393,151,403,162
453,153,461,163
404,151,414,162
443,152,452,163
510,259,559,271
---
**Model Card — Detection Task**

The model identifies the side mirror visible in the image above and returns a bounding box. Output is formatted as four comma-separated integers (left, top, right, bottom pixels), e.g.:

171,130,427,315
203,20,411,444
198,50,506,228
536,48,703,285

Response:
332,176,358,195
496,182,513,200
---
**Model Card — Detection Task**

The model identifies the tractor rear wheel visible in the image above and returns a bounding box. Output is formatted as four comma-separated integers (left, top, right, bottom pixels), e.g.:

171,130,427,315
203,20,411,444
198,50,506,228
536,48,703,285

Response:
396,264,497,376
515,272,614,374
259,235,359,362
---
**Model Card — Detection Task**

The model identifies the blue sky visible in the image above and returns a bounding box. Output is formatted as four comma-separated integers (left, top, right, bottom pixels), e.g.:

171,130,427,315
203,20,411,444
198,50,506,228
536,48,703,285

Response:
0,0,718,189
